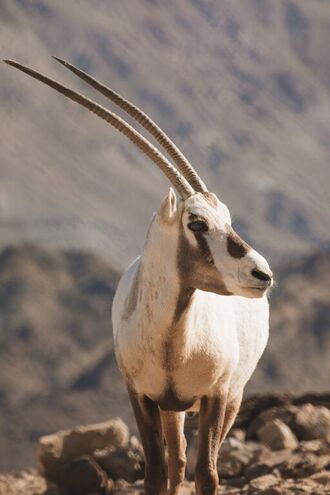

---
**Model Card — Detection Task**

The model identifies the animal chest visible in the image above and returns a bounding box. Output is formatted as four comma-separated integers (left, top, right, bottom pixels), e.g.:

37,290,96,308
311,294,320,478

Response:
118,321,239,411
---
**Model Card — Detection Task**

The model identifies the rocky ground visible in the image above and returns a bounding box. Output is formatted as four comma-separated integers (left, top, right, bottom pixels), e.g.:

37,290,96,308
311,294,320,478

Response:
1,393,329,494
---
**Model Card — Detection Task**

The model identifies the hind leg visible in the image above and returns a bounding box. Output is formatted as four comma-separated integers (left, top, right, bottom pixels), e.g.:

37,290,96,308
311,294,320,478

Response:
160,410,186,495
219,394,243,443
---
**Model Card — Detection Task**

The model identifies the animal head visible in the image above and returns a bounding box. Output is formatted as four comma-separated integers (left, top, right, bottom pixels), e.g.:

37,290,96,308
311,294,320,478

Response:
3,57,273,297
158,189,272,298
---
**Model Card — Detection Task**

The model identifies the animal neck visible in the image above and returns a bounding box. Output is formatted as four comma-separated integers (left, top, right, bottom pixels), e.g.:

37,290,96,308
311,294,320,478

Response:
139,218,195,334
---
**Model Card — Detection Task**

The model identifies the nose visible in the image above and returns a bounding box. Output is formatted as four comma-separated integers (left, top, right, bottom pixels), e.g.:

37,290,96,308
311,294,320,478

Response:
251,268,273,284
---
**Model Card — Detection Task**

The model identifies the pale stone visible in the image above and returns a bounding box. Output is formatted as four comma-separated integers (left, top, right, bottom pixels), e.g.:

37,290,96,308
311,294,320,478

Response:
257,418,298,450
295,404,330,441
38,417,129,481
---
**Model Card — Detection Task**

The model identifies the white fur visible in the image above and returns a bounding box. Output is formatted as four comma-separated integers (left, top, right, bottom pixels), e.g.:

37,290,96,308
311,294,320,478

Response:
112,191,272,410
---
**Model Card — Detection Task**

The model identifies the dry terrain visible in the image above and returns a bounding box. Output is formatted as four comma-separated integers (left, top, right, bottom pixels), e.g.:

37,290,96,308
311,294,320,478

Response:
1,393,330,494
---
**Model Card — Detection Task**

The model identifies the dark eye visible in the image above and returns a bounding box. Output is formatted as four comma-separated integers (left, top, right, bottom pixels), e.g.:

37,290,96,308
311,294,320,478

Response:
188,220,208,232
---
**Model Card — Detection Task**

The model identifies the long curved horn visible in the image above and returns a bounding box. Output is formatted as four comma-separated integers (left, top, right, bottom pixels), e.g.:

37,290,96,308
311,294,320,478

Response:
52,56,208,193
3,59,195,199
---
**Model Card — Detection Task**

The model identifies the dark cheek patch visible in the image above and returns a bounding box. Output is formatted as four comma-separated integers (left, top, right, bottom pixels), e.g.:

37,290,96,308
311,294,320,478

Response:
226,227,250,259
194,232,214,265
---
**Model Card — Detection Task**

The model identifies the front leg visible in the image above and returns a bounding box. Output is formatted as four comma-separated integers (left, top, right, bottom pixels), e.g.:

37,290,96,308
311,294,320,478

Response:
160,410,186,495
195,395,227,495
128,388,167,495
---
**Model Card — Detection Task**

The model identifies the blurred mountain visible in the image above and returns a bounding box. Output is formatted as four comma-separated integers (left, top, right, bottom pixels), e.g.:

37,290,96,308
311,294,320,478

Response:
0,244,329,471
1,0,330,267
0,245,133,472
249,248,330,395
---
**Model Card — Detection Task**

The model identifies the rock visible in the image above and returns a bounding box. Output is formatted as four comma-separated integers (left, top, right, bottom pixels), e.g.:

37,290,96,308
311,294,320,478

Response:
296,439,330,454
247,405,298,440
218,455,243,478
0,469,57,495
244,461,273,480
308,471,330,486
218,438,268,478
235,394,291,431
275,477,327,494
244,448,292,481
94,436,144,482
247,403,330,443
295,404,330,441
58,455,112,495
248,474,279,492
228,428,246,442
114,478,130,488
256,418,299,450
293,393,330,410
276,452,330,479
38,418,129,481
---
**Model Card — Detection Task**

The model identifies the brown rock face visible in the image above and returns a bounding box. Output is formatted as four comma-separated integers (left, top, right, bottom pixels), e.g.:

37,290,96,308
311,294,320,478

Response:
249,473,279,491
58,456,112,495
94,436,145,482
247,403,330,443
38,418,129,481
276,452,330,479
218,438,268,479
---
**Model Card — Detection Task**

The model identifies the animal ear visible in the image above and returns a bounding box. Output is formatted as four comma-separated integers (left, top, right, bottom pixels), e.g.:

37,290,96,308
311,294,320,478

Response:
158,188,178,224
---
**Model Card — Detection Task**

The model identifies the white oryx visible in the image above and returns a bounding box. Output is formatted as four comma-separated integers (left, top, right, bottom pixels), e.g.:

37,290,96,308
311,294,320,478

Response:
4,58,273,495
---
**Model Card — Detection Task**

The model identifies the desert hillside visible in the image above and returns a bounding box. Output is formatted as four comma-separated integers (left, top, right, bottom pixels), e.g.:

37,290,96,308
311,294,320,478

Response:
0,244,329,472
247,248,330,395
1,0,330,266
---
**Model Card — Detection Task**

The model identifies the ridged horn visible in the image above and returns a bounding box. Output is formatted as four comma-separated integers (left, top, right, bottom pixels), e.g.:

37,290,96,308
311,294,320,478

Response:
52,56,208,193
3,59,195,199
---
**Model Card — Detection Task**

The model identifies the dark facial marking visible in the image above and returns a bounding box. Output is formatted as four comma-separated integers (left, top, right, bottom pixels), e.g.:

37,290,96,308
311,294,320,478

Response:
226,226,250,259
175,217,232,311
193,231,214,265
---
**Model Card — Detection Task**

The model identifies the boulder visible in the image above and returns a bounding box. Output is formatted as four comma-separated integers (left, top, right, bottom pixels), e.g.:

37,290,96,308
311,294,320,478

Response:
256,418,298,450
38,418,129,481
244,448,293,481
94,436,144,482
247,405,298,440
218,438,268,479
276,452,330,479
248,403,330,443
58,456,112,495
296,439,330,454
248,473,279,492
294,404,330,441
228,428,246,442
308,471,330,487
234,394,291,431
